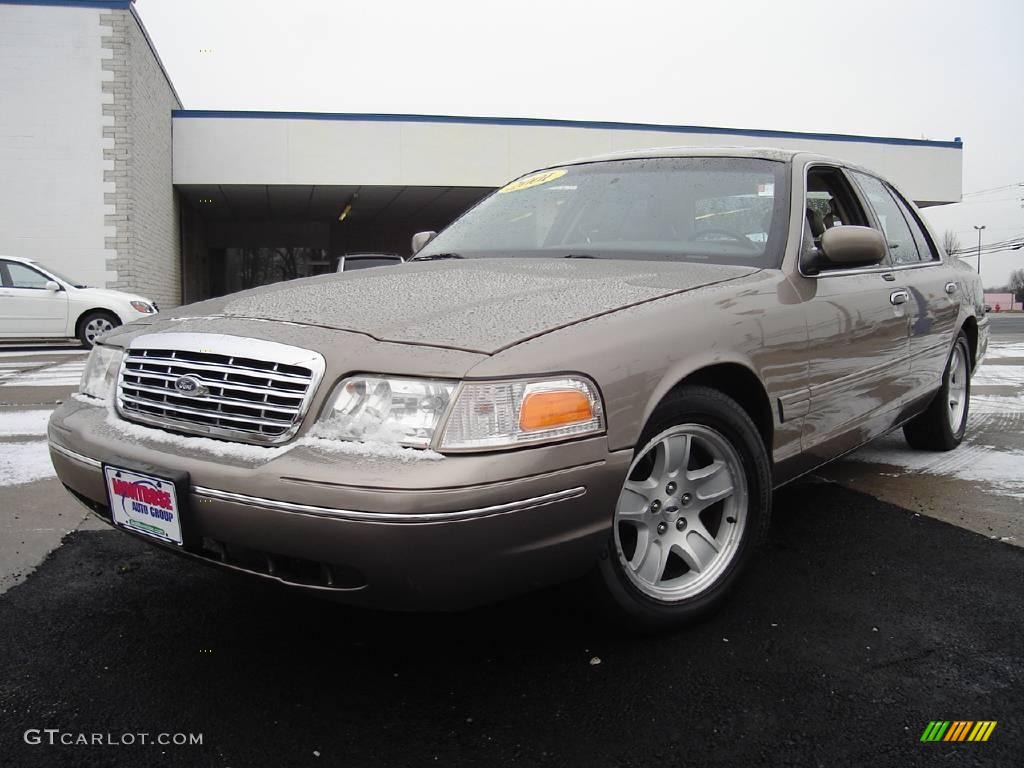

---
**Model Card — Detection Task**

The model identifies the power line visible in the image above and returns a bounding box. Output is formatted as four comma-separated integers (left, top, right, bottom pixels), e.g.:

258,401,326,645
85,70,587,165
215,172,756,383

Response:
961,182,1024,197
951,194,1023,206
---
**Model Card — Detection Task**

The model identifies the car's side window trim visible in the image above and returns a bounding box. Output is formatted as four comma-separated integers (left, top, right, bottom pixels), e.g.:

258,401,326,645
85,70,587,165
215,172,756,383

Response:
886,183,941,263
0,261,10,288
798,162,893,278
4,261,52,290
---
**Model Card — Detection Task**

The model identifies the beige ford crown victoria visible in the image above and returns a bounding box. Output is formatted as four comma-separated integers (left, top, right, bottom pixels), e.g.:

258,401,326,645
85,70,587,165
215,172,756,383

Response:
48,148,987,629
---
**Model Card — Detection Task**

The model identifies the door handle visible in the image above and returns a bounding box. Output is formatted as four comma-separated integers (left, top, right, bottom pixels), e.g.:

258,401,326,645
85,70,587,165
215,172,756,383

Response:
945,282,958,295
890,289,909,306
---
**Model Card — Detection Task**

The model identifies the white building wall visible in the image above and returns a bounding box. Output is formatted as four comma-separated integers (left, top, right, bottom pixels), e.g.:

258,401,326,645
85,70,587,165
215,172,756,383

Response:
0,3,113,288
173,116,963,207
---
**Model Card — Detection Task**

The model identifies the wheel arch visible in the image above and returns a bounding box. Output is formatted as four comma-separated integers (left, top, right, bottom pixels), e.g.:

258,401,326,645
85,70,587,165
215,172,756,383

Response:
641,360,774,456
960,315,978,371
74,307,121,339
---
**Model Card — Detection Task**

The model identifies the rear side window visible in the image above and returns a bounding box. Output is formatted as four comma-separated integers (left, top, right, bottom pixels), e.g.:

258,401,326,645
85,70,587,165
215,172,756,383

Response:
849,171,922,265
5,261,50,288
888,186,939,262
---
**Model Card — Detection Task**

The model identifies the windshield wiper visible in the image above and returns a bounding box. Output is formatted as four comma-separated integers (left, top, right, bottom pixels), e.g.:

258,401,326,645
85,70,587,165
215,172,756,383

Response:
410,252,463,261
564,254,601,259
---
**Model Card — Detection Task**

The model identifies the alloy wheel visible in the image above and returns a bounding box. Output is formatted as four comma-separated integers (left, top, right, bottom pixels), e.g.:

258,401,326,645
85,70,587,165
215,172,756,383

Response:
85,317,114,345
947,345,968,431
614,424,748,602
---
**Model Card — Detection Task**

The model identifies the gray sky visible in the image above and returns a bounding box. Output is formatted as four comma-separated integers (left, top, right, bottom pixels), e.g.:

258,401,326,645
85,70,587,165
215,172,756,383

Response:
137,0,1024,286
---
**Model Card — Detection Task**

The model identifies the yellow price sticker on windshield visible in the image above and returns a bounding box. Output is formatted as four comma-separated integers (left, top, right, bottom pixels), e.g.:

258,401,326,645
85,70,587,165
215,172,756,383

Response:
498,169,568,194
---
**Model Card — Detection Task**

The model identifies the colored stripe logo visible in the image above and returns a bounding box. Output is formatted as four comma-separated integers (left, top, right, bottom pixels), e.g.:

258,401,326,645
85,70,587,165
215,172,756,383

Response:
920,721,997,742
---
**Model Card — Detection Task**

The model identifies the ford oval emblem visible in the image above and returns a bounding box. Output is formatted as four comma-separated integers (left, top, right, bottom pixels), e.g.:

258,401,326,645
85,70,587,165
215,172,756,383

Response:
174,375,205,397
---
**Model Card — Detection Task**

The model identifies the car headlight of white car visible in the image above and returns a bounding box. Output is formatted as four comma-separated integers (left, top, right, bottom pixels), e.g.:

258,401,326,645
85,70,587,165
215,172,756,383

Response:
130,300,157,314
315,375,604,451
79,345,124,401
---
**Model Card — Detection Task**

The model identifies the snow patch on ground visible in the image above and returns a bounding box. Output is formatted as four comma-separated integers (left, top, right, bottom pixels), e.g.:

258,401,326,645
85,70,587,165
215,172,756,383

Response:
971,394,1024,414
0,360,85,388
972,365,1024,387
0,349,87,359
983,342,1024,360
848,440,1024,499
0,410,53,437
0,440,56,486
847,342,1024,497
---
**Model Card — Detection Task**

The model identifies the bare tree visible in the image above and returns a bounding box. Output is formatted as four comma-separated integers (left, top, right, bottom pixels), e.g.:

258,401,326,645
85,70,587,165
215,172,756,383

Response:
942,230,961,257
1009,268,1024,308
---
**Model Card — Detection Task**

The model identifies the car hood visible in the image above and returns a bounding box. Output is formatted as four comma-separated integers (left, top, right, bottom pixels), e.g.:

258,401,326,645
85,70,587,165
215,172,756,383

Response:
164,259,760,354
72,286,152,304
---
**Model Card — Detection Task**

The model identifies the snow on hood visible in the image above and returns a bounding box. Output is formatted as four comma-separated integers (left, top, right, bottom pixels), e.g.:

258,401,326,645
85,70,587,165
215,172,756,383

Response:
171,259,759,354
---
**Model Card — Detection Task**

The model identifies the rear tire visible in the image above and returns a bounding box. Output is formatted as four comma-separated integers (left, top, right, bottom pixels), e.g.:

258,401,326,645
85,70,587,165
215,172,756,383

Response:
78,311,120,349
594,386,771,631
902,331,971,451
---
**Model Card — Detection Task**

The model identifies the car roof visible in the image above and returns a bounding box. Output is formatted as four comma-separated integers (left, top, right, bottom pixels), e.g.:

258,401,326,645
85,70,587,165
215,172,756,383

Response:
549,145,797,168
531,145,885,184
0,255,35,264
540,145,880,172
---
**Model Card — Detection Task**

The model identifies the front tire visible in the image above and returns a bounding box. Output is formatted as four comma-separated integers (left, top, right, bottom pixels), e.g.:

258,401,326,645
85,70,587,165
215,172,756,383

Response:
594,386,771,631
78,311,120,349
902,331,971,451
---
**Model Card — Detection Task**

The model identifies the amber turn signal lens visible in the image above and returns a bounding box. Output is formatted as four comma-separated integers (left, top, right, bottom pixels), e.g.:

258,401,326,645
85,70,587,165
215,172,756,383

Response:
519,390,594,431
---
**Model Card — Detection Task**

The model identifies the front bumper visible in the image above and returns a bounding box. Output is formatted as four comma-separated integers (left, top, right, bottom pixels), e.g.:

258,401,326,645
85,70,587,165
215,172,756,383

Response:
49,399,631,610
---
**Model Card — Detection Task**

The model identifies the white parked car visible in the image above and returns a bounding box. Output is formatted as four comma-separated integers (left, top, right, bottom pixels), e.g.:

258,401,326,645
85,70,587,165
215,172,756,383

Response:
0,255,158,347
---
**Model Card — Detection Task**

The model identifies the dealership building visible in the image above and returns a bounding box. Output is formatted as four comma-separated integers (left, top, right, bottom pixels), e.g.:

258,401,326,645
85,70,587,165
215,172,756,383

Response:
1,0,966,310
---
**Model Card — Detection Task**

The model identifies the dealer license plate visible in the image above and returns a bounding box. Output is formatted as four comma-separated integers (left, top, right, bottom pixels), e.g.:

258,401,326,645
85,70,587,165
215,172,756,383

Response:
104,465,184,545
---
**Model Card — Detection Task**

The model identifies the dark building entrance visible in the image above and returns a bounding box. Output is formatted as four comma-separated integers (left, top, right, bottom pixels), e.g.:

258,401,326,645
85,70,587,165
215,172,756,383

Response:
177,184,491,302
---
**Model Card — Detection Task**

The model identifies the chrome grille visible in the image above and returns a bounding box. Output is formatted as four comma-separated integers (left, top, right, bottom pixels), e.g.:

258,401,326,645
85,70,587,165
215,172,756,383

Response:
116,334,325,445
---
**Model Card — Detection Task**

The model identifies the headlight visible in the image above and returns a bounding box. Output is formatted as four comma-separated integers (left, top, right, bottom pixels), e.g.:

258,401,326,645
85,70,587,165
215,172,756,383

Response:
439,377,604,451
79,345,124,401
315,376,457,448
130,300,155,313
314,374,605,451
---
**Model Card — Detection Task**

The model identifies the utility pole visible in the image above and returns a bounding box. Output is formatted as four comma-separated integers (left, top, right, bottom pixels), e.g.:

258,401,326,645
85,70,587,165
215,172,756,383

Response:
973,225,986,275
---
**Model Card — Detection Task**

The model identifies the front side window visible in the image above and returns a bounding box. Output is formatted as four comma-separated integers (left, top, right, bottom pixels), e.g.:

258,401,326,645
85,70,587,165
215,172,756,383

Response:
849,171,922,265
416,157,791,268
4,261,50,289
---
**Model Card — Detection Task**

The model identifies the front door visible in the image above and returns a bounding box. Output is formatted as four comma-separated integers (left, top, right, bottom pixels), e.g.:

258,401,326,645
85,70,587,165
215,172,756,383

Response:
0,260,69,337
795,165,913,464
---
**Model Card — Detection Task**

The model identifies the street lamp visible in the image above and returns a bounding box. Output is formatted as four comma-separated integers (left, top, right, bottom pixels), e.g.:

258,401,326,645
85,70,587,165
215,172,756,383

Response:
973,225,986,275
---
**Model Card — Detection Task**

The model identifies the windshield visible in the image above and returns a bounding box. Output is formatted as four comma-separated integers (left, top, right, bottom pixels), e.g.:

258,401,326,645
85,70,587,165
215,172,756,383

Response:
417,157,790,267
341,256,402,271
32,262,88,288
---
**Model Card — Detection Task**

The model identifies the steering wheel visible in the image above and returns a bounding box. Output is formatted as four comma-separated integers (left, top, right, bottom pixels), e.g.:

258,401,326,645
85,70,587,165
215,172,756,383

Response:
689,229,758,250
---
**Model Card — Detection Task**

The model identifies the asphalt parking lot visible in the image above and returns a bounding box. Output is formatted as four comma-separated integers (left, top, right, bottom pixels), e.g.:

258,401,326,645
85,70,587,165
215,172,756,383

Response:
0,320,1021,766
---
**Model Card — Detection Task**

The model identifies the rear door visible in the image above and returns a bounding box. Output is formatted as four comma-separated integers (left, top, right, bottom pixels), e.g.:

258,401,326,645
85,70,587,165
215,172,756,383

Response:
0,260,69,337
847,172,960,398
797,165,913,463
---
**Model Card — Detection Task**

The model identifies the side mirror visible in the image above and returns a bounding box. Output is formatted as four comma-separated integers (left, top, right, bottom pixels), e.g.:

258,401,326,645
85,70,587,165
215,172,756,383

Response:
805,226,887,274
45,280,61,292
411,231,437,254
